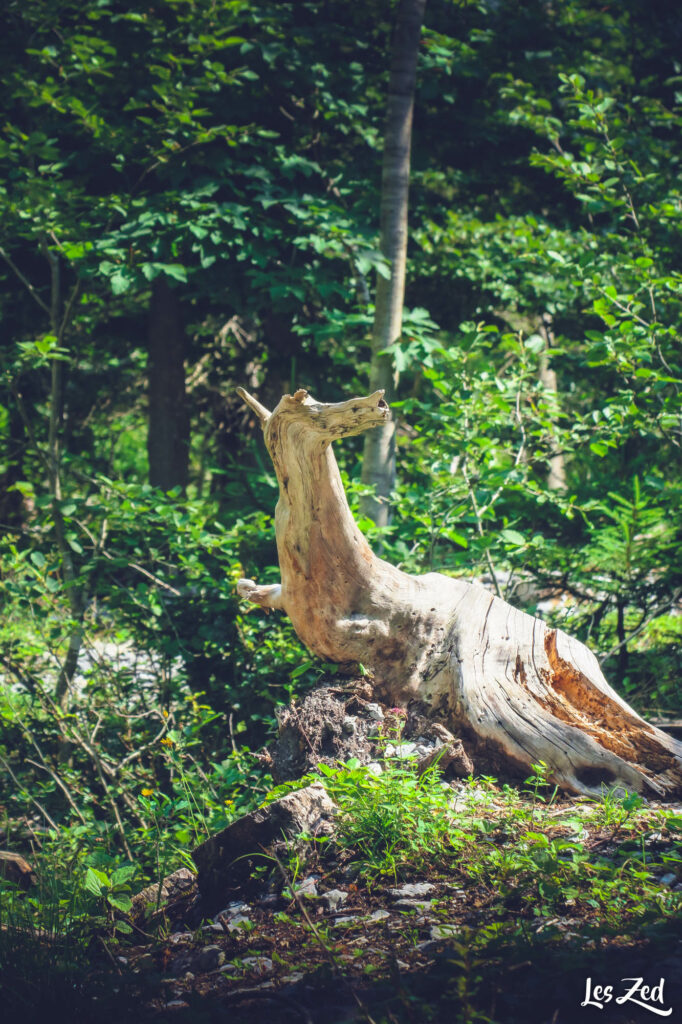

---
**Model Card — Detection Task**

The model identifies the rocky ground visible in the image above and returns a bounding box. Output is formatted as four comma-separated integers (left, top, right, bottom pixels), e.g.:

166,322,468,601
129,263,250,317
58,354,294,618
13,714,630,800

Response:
5,680,682,1024
97,810,682,1024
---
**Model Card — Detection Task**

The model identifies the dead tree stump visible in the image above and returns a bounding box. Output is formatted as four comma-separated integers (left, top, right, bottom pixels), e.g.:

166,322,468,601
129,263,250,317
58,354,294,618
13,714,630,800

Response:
236,386,682,798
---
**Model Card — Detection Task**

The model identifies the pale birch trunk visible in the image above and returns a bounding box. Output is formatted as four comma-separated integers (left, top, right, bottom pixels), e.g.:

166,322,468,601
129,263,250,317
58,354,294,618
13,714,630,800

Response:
237,386,682,799
360,0,427,527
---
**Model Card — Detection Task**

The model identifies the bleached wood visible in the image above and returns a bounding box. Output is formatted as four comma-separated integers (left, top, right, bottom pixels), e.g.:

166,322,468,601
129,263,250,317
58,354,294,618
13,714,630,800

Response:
237,387,682,798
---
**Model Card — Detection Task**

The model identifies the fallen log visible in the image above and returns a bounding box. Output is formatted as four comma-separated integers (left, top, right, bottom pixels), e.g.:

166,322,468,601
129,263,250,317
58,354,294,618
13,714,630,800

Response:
0,850,36,889
236,386,682,798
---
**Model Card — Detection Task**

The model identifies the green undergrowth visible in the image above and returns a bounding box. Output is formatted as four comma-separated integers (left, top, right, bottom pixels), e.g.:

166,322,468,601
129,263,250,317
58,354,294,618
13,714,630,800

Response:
2,754,682,1020
294,756,682,943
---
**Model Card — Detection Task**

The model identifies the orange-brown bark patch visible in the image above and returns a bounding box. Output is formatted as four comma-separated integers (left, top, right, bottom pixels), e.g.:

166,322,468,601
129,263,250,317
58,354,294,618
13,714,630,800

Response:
543,630,677,774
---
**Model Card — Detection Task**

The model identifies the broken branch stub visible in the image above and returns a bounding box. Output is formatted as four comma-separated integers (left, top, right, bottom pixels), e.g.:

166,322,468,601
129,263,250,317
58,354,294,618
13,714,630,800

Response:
235,386,682,798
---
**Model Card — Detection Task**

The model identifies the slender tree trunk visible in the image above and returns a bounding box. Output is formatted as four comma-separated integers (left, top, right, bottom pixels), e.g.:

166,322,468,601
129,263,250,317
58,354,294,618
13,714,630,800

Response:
360,0,427,526
147,277,189,491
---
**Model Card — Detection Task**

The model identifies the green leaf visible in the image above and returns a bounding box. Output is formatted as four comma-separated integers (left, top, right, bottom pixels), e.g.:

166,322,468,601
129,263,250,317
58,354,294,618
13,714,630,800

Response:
524,334,545,354
111,865,137,885
107,893,133,913
158,264,188,283
84,866,109,895
140,262,160,281
110,271,132,295
443,529,468,549
290,660,314,679
500,529,525,546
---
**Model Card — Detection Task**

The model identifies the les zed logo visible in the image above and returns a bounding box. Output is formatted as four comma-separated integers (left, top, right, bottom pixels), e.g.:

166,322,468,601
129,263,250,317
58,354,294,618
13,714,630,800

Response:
582,977,672,1017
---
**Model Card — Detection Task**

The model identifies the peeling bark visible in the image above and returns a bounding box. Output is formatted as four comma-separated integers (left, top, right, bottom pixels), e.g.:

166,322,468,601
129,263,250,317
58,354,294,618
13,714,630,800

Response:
236,387,682,799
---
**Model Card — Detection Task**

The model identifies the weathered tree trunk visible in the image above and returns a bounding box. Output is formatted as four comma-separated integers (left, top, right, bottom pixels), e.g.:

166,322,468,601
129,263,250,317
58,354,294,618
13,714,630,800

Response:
236,387,682,799
147,277,189,491
360,0,427,527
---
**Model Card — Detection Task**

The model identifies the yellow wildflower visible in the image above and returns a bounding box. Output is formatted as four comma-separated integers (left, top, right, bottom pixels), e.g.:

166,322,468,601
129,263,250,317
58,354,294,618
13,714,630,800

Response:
160,737,174,747
141,788,154,797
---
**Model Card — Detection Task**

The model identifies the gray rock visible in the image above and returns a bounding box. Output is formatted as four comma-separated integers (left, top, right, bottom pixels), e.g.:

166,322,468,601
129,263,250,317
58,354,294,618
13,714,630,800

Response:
322,888,348,911
193,783,336,911
223,914,252,933
342,716,357,734
366,909,390,923
366,703,384,721
430,923,459,940
282,972,304,984
241,956,273,975
294,875,318,897
660,872,677,887
334,914,360,924
192,945,225,973
394,898,435,911
384,741,417,758
387,882,436,899
215,900,250,919
415,939,439,953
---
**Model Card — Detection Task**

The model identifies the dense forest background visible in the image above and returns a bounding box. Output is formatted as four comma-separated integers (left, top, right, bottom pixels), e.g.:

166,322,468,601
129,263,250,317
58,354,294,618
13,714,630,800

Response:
1,1,682,1014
